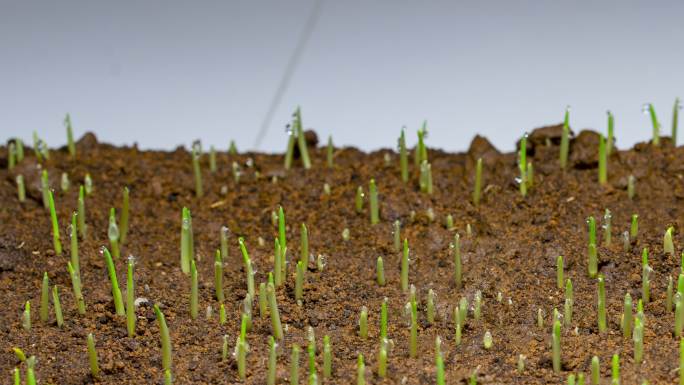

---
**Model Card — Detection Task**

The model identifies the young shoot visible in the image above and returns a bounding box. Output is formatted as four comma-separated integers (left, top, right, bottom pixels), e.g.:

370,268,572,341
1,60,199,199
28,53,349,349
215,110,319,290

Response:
126,258,136,336
60,172,69,192
220,226,229,261
376,256,385,286
7,142,16,170
380,297,388,340
598,275,607,333
591,356,599,385
48,190,62,255
209,146,217,173
102,247,125,316
64,113,76,158
611,354,620,385
606,110,615,157
300,223,309,266
631,214,638,240
622,293,633,339
378,339,388,378
369,179,379,225
357,353,365,385
633,317,644,364
603,209,612,247
557,255,564,290
238,238,255,299
22,301,31,331
401,239,410,293
399,129,408,183
428,289,437,324
665,227,675,256
415,123,428,166
294,108,311,169
668,276,674,313
268,336,277,385
154,304,173,374
419,160,433,194
214,250,224,302
16,175,25,203
642,249,651,303
587,216,597,278
628,175,636,200
409,300,418,357
483,330,493,349
677,295,684,338
190,260,198,319
68,214,80,279
644,103,660,146
267,282,283,339
680,338,684,385
259,282,268,318
40,272,49,322
179,207,193,274
84,173,93,195
53,285,64,327
108,208,120,259
67,262,85,315
192,142,203,197
87,333,100,378
290,344,300,385
519,133,528,197
323,335,332,378
552,319,561,373
359,306,368,339
560,106,570,169
393,220,401,251
598,134,607,185
473,157,483,207
41,170,49,209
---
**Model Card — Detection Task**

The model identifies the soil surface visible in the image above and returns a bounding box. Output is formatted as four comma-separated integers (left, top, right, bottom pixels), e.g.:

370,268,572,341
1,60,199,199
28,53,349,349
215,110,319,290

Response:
1,127,684,384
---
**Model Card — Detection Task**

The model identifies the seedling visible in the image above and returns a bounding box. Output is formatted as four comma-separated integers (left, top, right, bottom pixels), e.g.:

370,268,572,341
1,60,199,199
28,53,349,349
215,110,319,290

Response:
611,354,619,385
591,356,599,385
537,309,544,329
603,209,611,246
557,256,564,289
213,250,224,303
399,129,408,183
48,190,62,255
358,306,368,339
560,106,570,169
327,136,334,168
278,206,287,250
267,336,277,385
300,223,309,266
26,356,36,385
633,317,643,364
41,170,49,209
190,260,198,319
192,142,203,197
8,142,15,170
598,134,607,185
284,123,296,170
483,330,493,349
290,344,300,385
154,304,173,374
120,187,130,245
70,214,80,277
209,146,217,173
355,186,364,213
519,133,528,196
84,173,93,195
419,161,433,194
376,256,385,286
628,175,635,200
369,179,379,224
307,340,317,382
598,275,607,333
65,113,75,158
220,304,226,325
409,300,418,357
428,289,437,323
267,282,283,339
401,238,409,292
294,108,311,169
16,175,25,202
256,282,267,318
125,257,136,336
642,249,651,303
102,247,125,316
53,285,63,327
380,297,388,340
473,158,482,207
40,273,49,322
665,227,675,255
677,295,684,338
517,354,526,373
644,103,660,146
587,216,597,278
220,226,229,261
164,370,172,385
436,344,445,385
415,123,428,165
61,172,69,191
606,110,614,157
564,298,573,328
631,214,638,239
552,319,561,373
680,338,684,385
87,333,100,377
16,138,24,161
342,228,350,241
526,161,534,188
108,208,120,259
22,301,31,331
622,293,633,338
357,353,365,385
67,262,85,315
180,207,193,274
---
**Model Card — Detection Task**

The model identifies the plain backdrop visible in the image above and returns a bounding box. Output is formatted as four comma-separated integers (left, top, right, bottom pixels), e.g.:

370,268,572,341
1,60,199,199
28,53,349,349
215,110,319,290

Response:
1,1,683,154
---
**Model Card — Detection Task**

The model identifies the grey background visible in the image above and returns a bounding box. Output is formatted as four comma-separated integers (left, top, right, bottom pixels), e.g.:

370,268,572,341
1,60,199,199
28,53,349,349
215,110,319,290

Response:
1,1,682,154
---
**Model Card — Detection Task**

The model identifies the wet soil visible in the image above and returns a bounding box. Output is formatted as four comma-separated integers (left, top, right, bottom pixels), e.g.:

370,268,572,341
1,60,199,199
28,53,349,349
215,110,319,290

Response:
1,127,684,384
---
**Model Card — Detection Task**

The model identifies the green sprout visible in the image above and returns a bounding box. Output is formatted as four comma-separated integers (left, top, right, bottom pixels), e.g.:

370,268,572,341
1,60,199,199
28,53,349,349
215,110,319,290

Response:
75,186,87,240
295,260,304,304
409,300,418,358
284,123,296,170
40,170,49,209
677,293,684,337
220,226,229,261
598,275,607,333
16,138,24,162
53,285,63,327
67,262,85,315
557,256,564,289
165,370,172,385
401,238,409,293
70,214,80,277
560,106,570,169
242,294,253,331
108,208,120,259
454,306,463,346
214,250,224,302
65,113,75,158
611,354,619,385
357,353,365,385
228,140,237,155
642,249,651,303
290,344,300,385
673,97,681,145
473,158,483,207
665,227,675,255
190,260,198,319
16,175,25,203
13,367,20,385
258,282,267,318
436,339,445,385
587,216,597,278
428,289,437,324
445,214,454,230
87,333,100,377
680,338,684,385
517,354,526,373
598,134,607,185
48,190,62,255
154,304,173,374
537,308,544,329
22,301,31,331
603,209,612,246
102,247,125,316
84,173,93,195
645,103,660,146
591,356,599,385
307,340,317,383
267,336,277,385
519,133,528,197
633,317,643,364
369,179,379,225
452,234,462,288
326,135,334,168
564,298,573,328
358,306,368,339
323,335,332,378
419,161,433,194
393,220,401,251
278,206,287,250
568,374,576,385
399,129,408,183
209,146,217,173
120,187,130,245
267,282,283,339
40,272,49,322
126,257,136,337
8,142,15,170
342,228,350,241
606,110,614,157
26,356,36,385
376,256,385,286
631,214,638,240
220,304,226,325
552,319,561,373
353,186,364,214
378,338,388,378
13,347,26,362
481,330,492,350
274,239,283,287
180,207,193,274
622,293,633,338
232,161,241,183
380,297,388,340
294,108,311,169
61,172,69,192
300,223,309,266
192,142,203,197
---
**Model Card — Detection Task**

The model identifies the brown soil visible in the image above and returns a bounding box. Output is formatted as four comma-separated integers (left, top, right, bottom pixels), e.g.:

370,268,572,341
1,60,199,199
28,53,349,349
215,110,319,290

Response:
1,127,683,384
